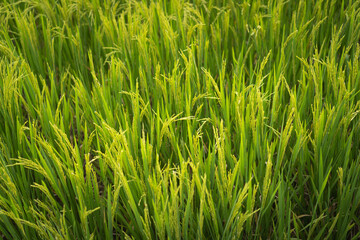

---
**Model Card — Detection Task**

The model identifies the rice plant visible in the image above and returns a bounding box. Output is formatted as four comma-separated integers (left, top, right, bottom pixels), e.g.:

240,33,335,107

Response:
0,0,360,239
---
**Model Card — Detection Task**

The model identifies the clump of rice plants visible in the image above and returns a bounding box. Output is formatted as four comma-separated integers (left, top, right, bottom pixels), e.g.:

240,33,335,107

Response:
0,0,360,239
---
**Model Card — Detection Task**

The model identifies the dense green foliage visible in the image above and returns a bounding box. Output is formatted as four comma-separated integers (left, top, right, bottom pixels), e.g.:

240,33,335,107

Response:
0,0,360,239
